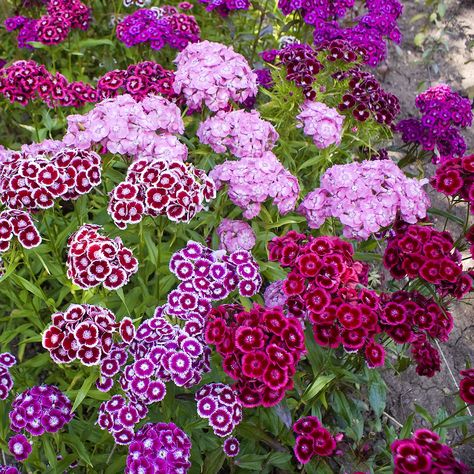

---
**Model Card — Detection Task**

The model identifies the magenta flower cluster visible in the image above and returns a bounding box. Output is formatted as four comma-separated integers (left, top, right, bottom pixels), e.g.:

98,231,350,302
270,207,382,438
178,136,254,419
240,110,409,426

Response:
199,0,250,16
66,224,138,290
195,383,242,437
173,41,257,112
217,219,256,253
108,157,216,228
197,110,279,159
0,209,42,252
42,304,135,366
0,465,20,474
296,101,344,149
0,353,16,400
211,151,300,219
298,160,430,240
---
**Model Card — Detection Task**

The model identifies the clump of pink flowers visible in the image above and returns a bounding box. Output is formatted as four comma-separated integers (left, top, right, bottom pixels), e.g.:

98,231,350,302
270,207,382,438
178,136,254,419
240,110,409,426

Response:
66,224,138,290
217,219,256,253
210,152,300,219
0,210,42,252
298,159,430,240
296,101,344,149
0,353,16,400
42,304,135,366
173,40,257,112
197,110,279,159
108,158,216,228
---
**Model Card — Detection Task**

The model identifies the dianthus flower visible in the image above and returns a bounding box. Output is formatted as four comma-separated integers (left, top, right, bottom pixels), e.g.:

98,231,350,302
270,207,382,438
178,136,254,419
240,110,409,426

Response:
4,16,39,49
195,383,242,437
0,353,16,400
217,219,256,253
298,160,429,240
384,223,472,299
206,304,305,408
123,0,151,7
42,304,135,366
278,0,354,22
0,209,42,252
293,416,338,464
7,434,31,462
223,437,240,457
0,466,20,474
199,0,250,16
459,369,474,405
210,151,300,219
125,422,192,473
263,280,287,308
63,94,185,159
197,110,278,159
173,40,257,112
108,157,216,228
391,430,469,474
296,101,344,148
66,224,138,290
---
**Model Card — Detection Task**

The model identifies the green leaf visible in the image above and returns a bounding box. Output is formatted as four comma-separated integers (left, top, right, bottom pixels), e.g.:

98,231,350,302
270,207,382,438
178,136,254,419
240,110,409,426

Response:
62,433,93,467
436,415,473,429
202,448,225,474
368,370,387,419
76,38,115,49
71,371,97,412
235,454,267,470
302,374,335,403
400,413,414,439
414,404,433,424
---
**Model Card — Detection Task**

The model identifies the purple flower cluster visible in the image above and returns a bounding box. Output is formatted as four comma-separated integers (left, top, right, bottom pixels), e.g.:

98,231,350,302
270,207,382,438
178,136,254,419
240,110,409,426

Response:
125,422,192,473
0,209,42,252
64,94,185,160
396,84,473,161
217,219,256,253
278,0,354,22
296,101,344,148
298,160,430,240
0,353,16,400
9,385,73,460
4,17,38,49
195,383,242,437
197,110,279,159
173,41,258,112
199,0,250,16
210,151,300,219
0,466,20,474
116,8,200,52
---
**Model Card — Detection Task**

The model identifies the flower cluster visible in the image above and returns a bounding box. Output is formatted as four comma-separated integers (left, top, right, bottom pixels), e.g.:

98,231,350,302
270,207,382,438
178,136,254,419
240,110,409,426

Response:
66,224,138,290
0,353,16,400
4,16,39,49
210,151,300,219
205,304,305,408
431,154,474,209
165,241,261,320
459,369,474,405
293,416,337,464
0,209,42,252
296,101,344,148
197,110,279,159
391,430,469,473
195,383,242,437
384,223,472,299
199,0,249,16
396,84,473,161
217,219,256,253
278,0,354,23
42,304,134,366
0,147,101,211
173,41,257,112
108,157,216,228
125,422,192,473
116,8,200,52
9,385,73,460
0,466,20,474
298,160,429,240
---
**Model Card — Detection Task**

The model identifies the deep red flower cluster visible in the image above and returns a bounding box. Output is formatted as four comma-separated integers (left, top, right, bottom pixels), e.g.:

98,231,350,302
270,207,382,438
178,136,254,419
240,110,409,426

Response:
391,429,469,474
0,148,101,212
459,368,474,405
205,304,305,408
66,224,138,290
431,154,474,209
0,209,41,252
292,416,337,464
42,304,134,366
384,223,472,299
108,158,216,228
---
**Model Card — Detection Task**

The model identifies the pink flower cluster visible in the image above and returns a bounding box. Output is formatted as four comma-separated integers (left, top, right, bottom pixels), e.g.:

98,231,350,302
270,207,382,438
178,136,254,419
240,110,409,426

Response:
0,147,101,211
173,41,257,112
197,110,279,159
391,429,469,474
217,219,256,253
298,160,430,240
293,416,338,464
459,368,474,405
205,304,305,408
296,101,344,149
66,224,138,290
0,209,41,252
210,151,300,219
63,94,185,159
195,383,242,437
125,422,192,474
42,304,134,366
108,158,216,228
0,353,16,400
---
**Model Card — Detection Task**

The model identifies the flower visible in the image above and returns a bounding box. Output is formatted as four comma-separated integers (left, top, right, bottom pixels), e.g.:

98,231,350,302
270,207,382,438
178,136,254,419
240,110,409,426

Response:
0,352,17,400
459,369,474,405
199,0,250,16
8,434,32,462
0,209,42,253
223,437,240,457
217,219,256,253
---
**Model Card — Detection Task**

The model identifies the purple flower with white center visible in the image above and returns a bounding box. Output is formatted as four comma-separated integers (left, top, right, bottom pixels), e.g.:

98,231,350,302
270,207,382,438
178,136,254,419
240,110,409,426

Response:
146,380,166,402
0,352,16,400
217,219,256,253
133,358,155,378
0,465,20,474
223,437,240,457
8,434,32,461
